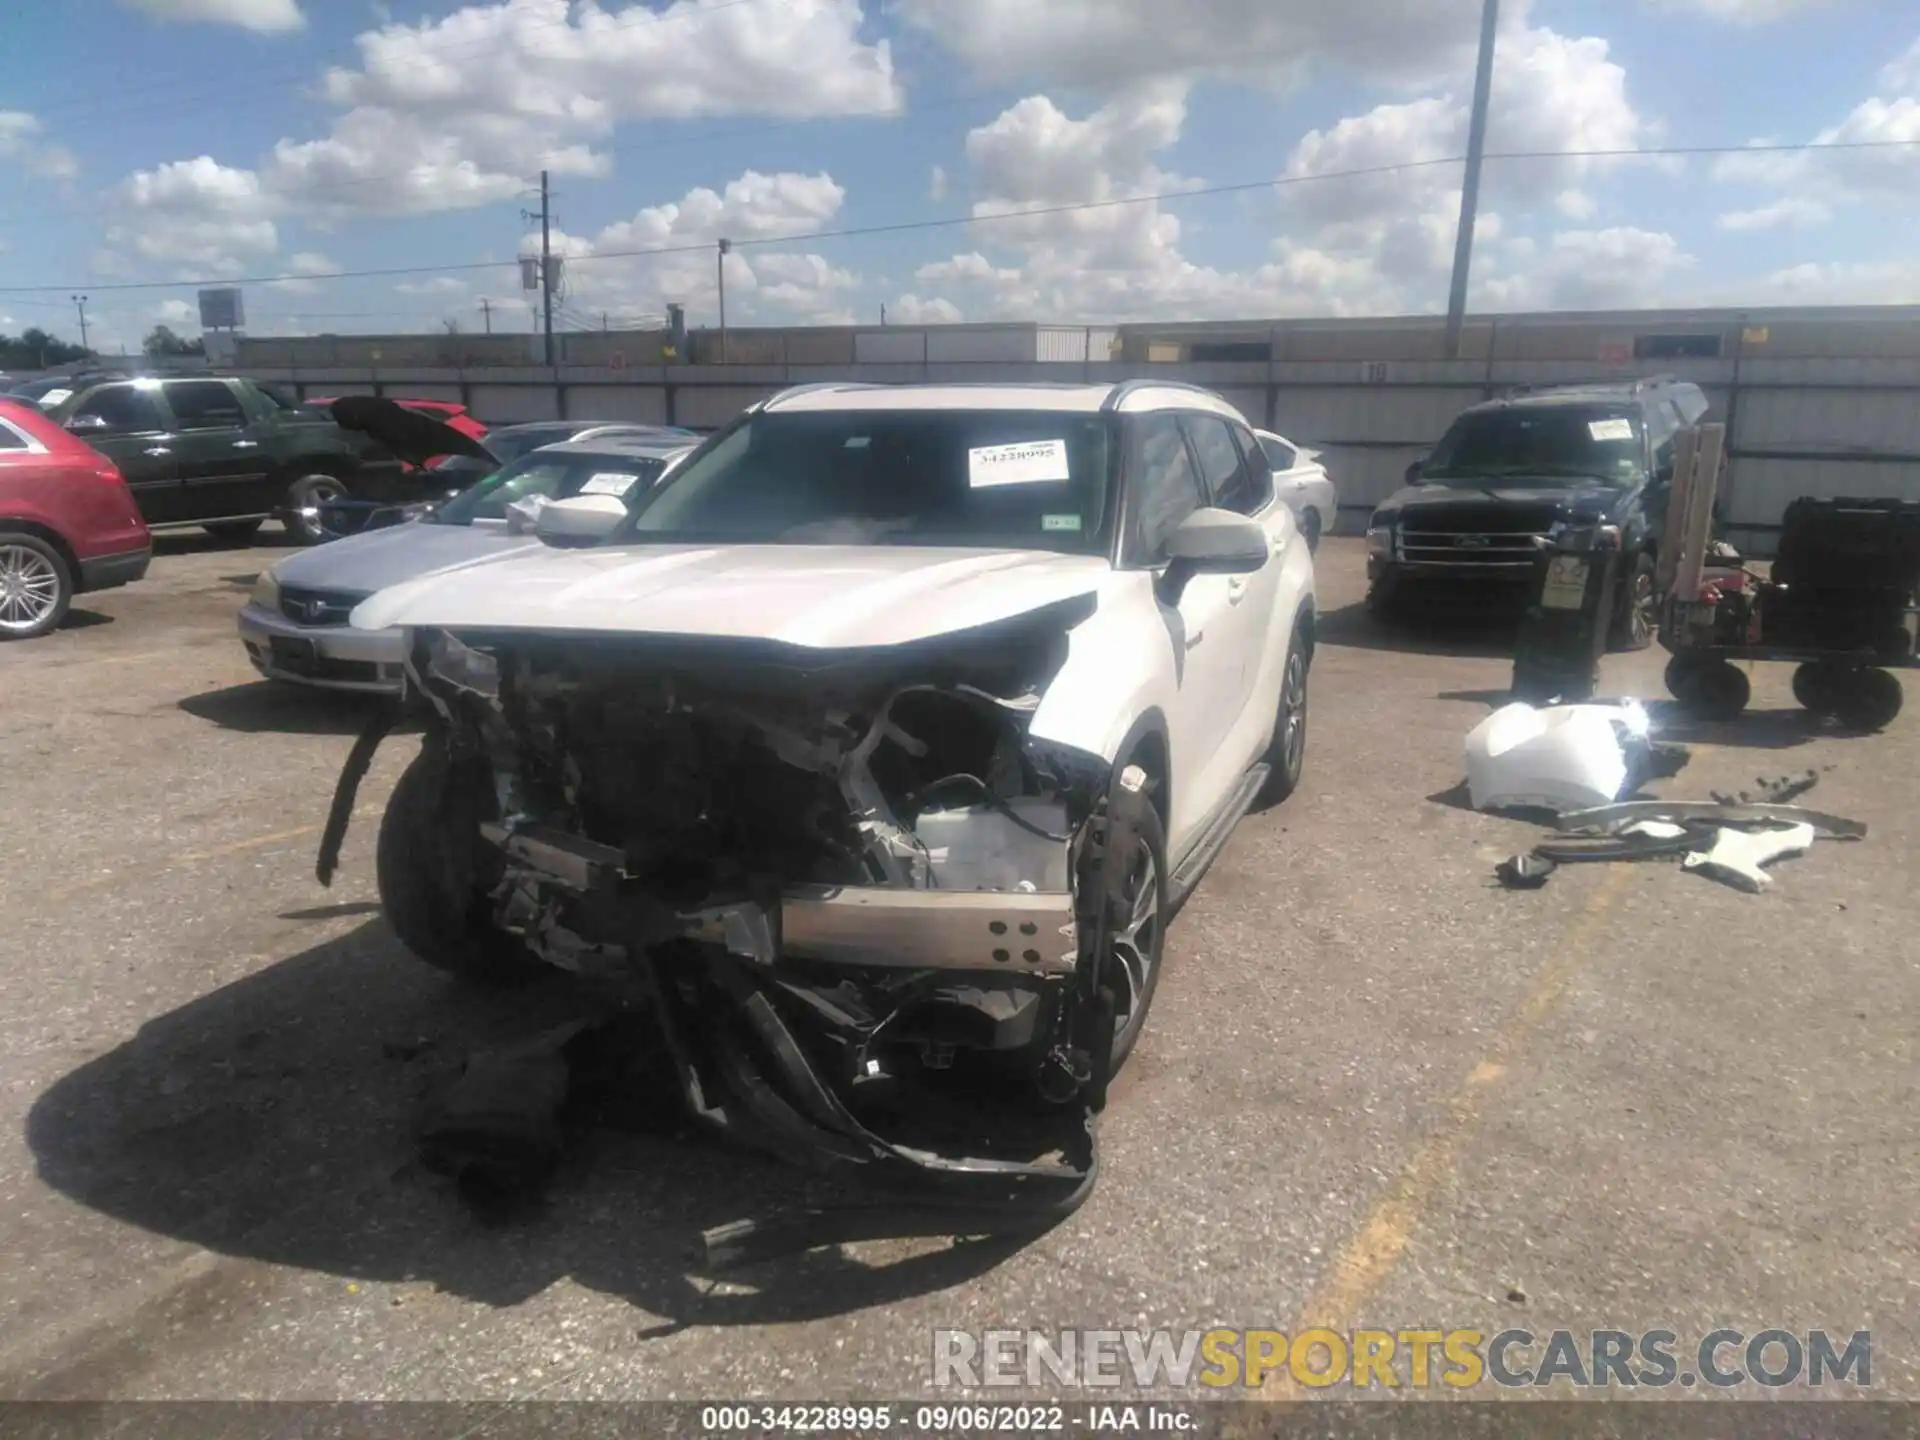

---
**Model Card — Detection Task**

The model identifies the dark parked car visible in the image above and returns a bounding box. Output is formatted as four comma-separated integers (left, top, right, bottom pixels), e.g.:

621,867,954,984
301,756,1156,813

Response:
36,375,424,545
1365,376,1710,651
0,397,151,640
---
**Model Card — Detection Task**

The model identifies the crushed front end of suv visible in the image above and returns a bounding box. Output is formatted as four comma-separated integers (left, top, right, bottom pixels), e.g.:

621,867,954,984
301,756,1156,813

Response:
316,381,1315,1258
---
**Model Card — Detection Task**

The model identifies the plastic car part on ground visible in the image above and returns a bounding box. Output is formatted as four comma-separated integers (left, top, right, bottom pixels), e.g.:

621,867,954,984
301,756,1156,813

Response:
1464,699,1655,813
1680,824,1817,894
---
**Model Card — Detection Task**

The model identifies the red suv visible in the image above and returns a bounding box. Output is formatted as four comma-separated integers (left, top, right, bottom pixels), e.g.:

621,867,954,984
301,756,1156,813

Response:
0,397,152,640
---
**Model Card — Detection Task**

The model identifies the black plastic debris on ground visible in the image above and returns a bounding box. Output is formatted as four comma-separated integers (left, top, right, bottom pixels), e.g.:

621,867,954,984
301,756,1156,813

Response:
1496,853,1558,889
1710,768,1825,807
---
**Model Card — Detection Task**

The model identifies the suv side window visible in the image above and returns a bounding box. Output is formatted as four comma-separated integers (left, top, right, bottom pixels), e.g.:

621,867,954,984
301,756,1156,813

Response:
165,380,249,431
1127,414,1206,563
1185,413,1260,515
1231,421,1275,514
72,384,165,434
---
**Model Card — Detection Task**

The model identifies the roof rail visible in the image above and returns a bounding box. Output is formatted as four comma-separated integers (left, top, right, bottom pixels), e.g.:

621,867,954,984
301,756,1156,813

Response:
759,380,881,412
1099,378,1223,413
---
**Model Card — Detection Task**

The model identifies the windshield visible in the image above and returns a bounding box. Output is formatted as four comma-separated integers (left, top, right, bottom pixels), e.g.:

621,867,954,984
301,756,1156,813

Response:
618,409,1116,551
429,449,668,525
483,426,588,464
12,376,100,406
1425,407,1645,485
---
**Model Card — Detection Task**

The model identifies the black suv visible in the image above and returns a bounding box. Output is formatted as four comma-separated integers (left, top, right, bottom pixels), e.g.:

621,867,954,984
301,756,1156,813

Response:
34,375,418,544
1365,376,1710,651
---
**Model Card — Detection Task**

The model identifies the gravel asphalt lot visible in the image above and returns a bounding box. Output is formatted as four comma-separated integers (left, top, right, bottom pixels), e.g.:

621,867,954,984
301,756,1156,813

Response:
0,530,1913,1406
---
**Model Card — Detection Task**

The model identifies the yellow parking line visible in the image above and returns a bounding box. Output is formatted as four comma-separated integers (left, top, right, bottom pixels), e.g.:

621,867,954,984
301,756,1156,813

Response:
1260,865,1632,1398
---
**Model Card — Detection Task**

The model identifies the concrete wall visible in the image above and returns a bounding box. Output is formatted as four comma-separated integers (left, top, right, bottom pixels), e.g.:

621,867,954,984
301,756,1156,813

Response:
241,306,1920,555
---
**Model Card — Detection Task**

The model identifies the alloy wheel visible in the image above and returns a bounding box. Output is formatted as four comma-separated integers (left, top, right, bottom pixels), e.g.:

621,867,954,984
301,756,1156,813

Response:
1280,649,1309,780
0,543,62,635
1109,837,1162,1048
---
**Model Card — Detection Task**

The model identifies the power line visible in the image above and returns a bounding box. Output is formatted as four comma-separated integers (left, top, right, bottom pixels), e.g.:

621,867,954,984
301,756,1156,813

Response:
3,136,1916,297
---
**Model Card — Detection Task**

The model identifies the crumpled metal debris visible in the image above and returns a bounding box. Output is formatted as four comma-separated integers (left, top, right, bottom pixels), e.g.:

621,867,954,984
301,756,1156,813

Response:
1681,824,1817,894
1495,853,1558,889
1552,801,1866,841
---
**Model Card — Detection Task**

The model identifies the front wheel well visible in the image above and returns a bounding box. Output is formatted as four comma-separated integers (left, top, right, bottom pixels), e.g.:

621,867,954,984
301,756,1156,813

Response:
1118,722,1170,833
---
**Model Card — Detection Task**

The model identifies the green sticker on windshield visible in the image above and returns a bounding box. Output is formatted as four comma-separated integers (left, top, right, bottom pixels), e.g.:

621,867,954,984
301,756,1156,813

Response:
1042,513,1083,532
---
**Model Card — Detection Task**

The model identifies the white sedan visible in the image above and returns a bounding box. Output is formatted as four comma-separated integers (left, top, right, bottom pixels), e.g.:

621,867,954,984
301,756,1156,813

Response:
1255,430,1338,551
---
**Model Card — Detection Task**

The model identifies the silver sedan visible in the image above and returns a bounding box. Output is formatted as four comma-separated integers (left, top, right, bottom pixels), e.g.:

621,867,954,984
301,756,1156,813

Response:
238,435,693,693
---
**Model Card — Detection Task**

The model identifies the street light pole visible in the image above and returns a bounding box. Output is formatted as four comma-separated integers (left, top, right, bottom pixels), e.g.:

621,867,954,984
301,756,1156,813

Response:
1443,0,1500,361
71,294,90,353
717,237,732,364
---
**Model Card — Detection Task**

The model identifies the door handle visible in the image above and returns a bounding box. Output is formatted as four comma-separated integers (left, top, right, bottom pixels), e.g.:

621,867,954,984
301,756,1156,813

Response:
143,446,171,456
1227,578,1248,603
232,439,259,449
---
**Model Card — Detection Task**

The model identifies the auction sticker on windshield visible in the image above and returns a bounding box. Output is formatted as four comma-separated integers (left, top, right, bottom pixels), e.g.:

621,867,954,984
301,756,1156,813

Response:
580,471,641,496
969,439,1071,488
1588,418,1635,442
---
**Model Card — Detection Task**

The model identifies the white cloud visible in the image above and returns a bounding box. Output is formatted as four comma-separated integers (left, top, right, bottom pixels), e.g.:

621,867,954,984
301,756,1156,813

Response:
1556,189,1597,219
1710,64,1920,211
0,110,80,181
103,156,280,275
928,165,948,201
1749,258,1920,304
888,294,964,324
1475,227,1695,310
266,251,344,294
895,0,1491,91
1716,195,1832,230
1884,38,1920,93
516,169,857,323
121,0,306,31
101,0,899,265
154,299,197,325
396,276,471,296
1646,0,1836,21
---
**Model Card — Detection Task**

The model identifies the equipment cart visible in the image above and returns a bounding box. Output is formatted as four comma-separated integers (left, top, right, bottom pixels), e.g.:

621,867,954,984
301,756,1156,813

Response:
1660,496,1920,729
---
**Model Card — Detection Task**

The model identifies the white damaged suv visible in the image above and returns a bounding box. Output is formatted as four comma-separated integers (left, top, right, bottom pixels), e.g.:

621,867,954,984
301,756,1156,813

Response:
326,380,1314,1204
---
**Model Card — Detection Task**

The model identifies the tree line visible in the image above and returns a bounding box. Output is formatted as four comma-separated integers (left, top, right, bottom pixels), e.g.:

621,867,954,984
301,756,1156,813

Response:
0,325,206,370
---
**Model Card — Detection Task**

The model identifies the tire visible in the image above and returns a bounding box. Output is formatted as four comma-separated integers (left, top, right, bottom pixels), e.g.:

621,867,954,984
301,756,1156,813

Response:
1104,780,1168,1071
1258,625,1311,805
1608,550,1658,653
1665,654,1750,721
376,736,543,985
1828,668,1904,732
1300,508,1322,553
0,532,74,641
203,518,265,543
1791,662,1843,716
282,472,351,545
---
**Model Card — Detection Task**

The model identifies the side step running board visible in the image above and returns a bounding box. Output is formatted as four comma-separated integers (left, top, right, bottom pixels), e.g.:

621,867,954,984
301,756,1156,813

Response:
1165,763,1269,908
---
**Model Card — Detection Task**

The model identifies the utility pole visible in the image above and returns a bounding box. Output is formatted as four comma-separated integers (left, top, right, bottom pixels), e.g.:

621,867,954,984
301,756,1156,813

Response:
479,298,493,334
1443,0,1500,361
601,311,609,332
540,169,555,367
71,294,90,353
716,237,731,364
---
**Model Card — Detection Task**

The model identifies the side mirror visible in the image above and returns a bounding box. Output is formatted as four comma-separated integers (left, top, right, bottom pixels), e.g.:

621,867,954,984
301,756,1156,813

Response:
66,414,108,433
1164,508,1270,573
535,493,627,548
1404,459,1426,486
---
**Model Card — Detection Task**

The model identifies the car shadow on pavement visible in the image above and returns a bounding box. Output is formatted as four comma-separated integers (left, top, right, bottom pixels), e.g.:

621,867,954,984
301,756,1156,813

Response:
58,608,114,632
26,919,1026,1332
1316,600,1520,659
178,680,418,737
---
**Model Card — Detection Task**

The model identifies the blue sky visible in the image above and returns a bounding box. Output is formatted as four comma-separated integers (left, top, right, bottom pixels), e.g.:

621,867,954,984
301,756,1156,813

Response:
1,0,1916,352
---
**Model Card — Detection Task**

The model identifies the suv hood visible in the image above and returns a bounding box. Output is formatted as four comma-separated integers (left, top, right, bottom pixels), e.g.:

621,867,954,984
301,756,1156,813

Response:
351,543,1111,648
329,395,497,468
1375,481,1626,520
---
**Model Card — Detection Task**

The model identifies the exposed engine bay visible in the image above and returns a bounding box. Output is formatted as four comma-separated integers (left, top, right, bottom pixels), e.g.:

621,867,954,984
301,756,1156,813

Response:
316,599,1150,1264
